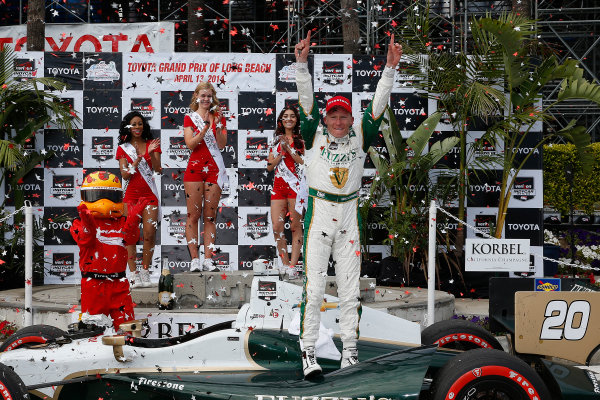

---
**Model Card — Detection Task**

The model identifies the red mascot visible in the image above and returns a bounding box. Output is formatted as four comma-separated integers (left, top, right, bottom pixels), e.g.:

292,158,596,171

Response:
70,171,146,331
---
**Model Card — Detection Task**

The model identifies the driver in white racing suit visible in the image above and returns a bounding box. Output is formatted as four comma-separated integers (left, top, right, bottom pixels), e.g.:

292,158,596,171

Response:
294,31,403,378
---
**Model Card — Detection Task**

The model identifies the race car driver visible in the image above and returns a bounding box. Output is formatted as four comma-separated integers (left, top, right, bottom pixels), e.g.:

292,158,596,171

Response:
294,31,403,378
71,171,148,330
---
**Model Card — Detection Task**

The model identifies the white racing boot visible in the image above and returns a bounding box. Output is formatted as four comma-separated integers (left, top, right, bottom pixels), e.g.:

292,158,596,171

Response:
302,346,322,379
341,347,359,368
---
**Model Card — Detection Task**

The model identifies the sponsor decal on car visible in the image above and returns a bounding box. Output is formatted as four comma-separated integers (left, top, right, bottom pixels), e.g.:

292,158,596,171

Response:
255,396,392,400
258,280,277,301
585,370,600,394
137,377,184,391
535,278,560,292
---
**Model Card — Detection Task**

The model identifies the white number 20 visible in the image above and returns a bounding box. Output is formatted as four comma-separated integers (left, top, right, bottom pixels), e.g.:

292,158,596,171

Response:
540,300,590,341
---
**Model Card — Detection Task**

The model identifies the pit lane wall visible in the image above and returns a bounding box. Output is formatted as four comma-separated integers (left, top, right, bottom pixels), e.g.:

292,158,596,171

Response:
0,52,544,283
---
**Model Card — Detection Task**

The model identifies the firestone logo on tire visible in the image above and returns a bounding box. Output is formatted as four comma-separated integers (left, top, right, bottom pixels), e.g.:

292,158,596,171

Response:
472,368,482,377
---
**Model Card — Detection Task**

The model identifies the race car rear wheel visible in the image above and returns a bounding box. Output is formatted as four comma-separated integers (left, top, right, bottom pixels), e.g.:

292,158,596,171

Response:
431,348,550,400
0,362,29,399
0,324,66,352
421,318,503,351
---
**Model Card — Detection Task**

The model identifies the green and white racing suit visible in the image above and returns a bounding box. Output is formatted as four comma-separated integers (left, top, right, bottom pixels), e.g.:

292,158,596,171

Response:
296,61,396,349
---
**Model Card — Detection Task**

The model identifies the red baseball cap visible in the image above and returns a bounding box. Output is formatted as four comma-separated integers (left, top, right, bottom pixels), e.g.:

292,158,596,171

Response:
326,96,352,114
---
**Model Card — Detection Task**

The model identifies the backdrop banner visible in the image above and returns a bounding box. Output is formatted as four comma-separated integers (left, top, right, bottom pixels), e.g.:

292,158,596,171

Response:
0,51,544,283
0,22,175,53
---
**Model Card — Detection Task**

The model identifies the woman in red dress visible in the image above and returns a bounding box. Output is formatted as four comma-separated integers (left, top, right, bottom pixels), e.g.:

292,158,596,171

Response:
116,111,162,288
183,82,228,272
267,106,304,277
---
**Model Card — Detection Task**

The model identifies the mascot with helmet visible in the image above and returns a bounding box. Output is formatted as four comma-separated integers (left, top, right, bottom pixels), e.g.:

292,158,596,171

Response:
70,171,148,330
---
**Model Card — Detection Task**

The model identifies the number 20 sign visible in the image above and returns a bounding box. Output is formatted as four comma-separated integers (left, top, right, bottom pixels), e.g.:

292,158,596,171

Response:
515,291,599,365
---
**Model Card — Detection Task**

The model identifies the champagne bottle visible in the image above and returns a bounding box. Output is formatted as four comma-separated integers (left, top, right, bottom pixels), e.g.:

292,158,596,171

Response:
158,256,174,310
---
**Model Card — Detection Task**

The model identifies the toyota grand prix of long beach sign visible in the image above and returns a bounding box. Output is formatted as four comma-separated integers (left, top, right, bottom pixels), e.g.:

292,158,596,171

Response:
0,22,174,53
465,238,531,272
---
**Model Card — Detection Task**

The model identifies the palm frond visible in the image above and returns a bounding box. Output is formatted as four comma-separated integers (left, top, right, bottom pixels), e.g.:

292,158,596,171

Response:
406,111,442,157
558,76,600,105
0,140,24,169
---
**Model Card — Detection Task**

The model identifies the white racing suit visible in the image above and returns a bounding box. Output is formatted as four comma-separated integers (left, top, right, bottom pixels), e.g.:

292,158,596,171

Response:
296,62,396,349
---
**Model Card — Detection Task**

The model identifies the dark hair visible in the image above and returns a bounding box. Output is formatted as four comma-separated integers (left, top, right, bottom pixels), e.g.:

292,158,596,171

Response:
275,106,304,153
118,111,152,144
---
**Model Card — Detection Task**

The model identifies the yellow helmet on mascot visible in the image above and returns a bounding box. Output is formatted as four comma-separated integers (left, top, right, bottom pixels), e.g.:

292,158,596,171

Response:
80,171,124,218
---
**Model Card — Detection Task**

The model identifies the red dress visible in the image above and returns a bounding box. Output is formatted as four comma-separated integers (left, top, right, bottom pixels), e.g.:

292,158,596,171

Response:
115,142,161,206
183,114,227,183
70,206,142,329
269,138,302,200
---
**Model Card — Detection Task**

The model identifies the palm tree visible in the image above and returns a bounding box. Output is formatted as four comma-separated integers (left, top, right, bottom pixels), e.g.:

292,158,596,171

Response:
398,7,600,240
365,109,458,282
397,4,506,254
479,14,600,237
26,0,45,51
340,0,360,54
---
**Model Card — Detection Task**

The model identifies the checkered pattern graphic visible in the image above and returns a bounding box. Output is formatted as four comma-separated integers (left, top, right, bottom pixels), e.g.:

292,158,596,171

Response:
5,52,544,284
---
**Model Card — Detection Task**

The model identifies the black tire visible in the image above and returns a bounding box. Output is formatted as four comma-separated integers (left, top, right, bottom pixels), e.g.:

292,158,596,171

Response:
421,319,503,350
0,325,66,352
431,348,551,400
0,362,29,399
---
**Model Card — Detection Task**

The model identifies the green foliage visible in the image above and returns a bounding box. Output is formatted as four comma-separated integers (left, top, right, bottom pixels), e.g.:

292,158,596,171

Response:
543,143,600,215
364,108,458,267
398,6,600,238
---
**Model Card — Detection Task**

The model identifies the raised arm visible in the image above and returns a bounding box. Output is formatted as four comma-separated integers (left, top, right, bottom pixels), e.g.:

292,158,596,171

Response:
362,34,403,151
294,30,320,150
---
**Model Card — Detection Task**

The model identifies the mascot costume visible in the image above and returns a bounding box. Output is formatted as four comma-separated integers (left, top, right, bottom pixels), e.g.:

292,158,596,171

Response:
70,171,147,330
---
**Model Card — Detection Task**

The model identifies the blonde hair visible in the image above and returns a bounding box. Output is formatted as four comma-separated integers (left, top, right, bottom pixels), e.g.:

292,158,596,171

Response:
189,82,221,114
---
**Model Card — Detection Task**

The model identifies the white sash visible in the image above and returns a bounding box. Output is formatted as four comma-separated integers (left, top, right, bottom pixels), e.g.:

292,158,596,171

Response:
272,141,307,214
275,144,301,192
119,142,160,202
188,112,230,191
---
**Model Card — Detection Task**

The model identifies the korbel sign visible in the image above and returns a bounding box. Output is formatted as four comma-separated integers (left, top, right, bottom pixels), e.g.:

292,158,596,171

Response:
465,238,530,272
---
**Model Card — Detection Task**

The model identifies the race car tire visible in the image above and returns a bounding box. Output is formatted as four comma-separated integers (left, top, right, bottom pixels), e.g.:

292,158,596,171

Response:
0,325,66,352
0,362,30,399
431,348,551,400
421,318,503,351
